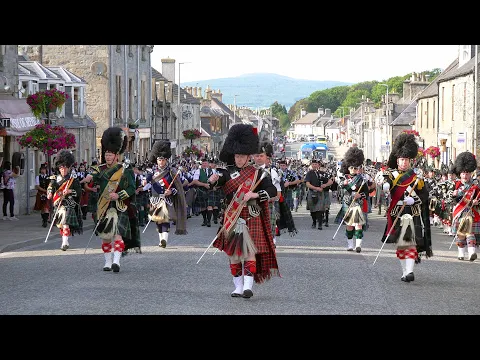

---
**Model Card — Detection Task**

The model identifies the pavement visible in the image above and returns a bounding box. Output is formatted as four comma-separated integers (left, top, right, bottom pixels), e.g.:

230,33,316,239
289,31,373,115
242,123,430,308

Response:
0,210,95,253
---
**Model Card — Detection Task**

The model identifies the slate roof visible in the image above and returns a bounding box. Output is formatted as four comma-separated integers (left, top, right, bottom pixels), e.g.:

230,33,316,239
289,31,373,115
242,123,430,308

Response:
391,101,417,126
211,97,233,117
62,114,96,128
151,67,200,106
416,59,459,99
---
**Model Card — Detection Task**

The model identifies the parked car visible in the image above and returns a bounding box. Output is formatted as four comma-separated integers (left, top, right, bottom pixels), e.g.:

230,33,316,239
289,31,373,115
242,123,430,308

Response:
307,134,315,142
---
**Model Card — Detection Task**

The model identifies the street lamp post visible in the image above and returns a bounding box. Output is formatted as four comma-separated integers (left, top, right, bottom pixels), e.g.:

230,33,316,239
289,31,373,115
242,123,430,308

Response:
233,94,239,125
178,62,190,154
379,83,389,147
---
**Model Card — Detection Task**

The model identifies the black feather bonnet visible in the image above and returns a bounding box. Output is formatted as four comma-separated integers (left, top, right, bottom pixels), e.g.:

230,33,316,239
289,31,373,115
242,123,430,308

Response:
101,127,127,163
149,139,172,163
257,140,274,157
452,151,477,175
55,150,75,168
340,146,364,175
387,133,418,169
219,124,259,165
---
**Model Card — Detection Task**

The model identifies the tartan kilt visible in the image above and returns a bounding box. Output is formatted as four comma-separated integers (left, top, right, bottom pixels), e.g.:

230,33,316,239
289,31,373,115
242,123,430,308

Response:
208,188,223,207
213,203,279,283
135,191,149,208
268,201,277,233
284,188,295,209
80,190,89,207
307,191,328,212
451,214,480,242
195,188,208,209
87,191,98,213
55,204,83,234
116,210,133,240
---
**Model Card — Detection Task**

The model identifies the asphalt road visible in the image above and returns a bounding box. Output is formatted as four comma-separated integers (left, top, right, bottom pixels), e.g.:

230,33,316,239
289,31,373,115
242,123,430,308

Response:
1,197,479,315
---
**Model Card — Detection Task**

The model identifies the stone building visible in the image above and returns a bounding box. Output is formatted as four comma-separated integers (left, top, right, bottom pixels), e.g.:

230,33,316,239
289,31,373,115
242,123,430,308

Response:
19,45,154,161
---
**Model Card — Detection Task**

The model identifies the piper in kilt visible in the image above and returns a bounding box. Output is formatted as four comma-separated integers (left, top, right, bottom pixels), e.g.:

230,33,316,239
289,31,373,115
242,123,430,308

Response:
335,146,371,252
34,163,51,228
144,139,187,248
84,127,139,273
207,124,280,299
47,150,83,251
305,159,332,230
381,133,433,283
450,151,479,262
208,159,224,225
84,161,99,226
192,158,214,226
253,140,283,247
278,160,302,211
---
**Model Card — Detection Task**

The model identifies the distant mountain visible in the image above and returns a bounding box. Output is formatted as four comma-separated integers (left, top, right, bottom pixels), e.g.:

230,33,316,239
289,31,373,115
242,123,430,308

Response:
181,73,353,110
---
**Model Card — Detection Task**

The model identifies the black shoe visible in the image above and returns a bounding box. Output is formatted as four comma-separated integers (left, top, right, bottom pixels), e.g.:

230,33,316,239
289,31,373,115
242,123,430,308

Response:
242,289,253,298
42,220,47,228
324,223,329,227
82,214,87,220
401,272,414,282
458,257,465,261
355,247,361,253
213,219,218,224
103,266,112,271
139,223,145,227
187,215,192,219
469,253,477,262
201,221,207,226
111,263,120,273
160,240,167,248
311,222,316,229
207,221,211,227
318,226,322,230
231,292,243,298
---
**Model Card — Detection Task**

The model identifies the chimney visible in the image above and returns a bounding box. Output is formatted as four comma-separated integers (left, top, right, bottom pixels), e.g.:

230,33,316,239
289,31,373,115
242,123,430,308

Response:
211,89,223,102
205,85,212,100
161,58,175,83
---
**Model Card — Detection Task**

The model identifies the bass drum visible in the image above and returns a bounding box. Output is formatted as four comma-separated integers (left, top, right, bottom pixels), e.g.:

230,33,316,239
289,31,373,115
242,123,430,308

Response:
11,152,24,175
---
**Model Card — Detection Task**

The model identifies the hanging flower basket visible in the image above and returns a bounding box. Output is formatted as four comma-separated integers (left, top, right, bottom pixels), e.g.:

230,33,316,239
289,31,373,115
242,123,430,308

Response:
182,145,204,158
402,129,420,137
424,146,440,159
182,129,202,140
417,147,425,159
26,88,69,119
17,123,76,156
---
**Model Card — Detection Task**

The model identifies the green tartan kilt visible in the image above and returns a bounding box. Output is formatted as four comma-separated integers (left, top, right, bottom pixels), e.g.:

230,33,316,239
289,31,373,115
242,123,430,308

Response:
87,191,98,213
208,188,223,207
268,201,277,233
55,204,83,234
195,188,208,209
137,191,149,207
116,210,133,240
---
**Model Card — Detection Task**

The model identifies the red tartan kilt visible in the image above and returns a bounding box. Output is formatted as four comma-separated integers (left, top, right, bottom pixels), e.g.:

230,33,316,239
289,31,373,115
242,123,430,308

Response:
79,190,89,206
214,205,272,254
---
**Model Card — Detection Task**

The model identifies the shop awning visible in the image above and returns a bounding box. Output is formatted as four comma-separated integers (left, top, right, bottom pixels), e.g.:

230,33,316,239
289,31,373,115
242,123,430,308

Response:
0,97,40,136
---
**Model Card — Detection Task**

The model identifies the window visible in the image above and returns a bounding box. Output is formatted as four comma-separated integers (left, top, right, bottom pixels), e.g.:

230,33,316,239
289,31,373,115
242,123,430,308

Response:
115,75,122,119
441,87,445,121
463,82,467,121
141,46,146,61
433,100,436,129
426,101,429,129
116,45,121,53
129,78,133,120
73,88,80,116
129,45,133,57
